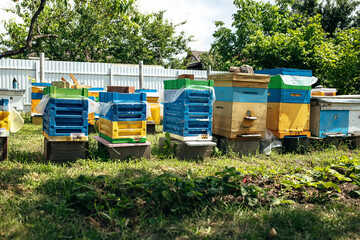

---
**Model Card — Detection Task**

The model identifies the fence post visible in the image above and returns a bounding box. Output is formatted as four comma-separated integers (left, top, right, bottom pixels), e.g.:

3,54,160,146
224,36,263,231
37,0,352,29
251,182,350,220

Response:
40,52,45,83
139,61,143,89
35,61,40,83
109,66,113,87
207,65,212,79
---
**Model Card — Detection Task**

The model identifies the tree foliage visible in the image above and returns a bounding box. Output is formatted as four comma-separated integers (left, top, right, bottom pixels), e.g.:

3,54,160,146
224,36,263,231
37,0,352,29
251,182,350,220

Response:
207,0,360,94
0,0,192,67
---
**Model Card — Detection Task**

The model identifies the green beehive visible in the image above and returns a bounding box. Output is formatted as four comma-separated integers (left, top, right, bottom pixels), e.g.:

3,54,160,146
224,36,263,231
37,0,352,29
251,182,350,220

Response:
164,79,213,90
43,86,89,98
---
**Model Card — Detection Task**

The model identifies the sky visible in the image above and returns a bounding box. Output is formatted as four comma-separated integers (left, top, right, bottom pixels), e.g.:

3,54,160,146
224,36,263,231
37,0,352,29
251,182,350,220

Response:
0,0,236,51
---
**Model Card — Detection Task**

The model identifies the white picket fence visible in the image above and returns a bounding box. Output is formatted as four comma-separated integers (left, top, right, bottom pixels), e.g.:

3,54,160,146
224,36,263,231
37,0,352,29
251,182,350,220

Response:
0,58,225,106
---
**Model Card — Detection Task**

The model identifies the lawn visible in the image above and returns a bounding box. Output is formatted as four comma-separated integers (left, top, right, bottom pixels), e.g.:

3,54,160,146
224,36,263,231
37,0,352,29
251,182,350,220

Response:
1,123,360,239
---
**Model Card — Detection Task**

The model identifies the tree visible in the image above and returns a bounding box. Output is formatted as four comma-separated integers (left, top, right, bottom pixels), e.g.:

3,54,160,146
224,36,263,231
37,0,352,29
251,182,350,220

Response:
0,0,192,67
243,16,326,71
0,0,56,59
292,0,360,36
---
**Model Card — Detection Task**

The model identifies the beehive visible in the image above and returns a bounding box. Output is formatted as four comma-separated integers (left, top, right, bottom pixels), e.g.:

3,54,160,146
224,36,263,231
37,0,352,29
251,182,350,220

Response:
210,73,270,139
163,87,213,140
98,92,147,143
0,99,10,136
266,74,315,138
43,98,89,141
99,118,146,143
31,82,51,115
135,89,161,125
311,88,337,96
310,96,360,138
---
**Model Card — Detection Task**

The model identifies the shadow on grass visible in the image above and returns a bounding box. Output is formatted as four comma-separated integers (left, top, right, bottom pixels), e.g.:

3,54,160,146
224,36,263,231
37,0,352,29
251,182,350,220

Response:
1,165,360,240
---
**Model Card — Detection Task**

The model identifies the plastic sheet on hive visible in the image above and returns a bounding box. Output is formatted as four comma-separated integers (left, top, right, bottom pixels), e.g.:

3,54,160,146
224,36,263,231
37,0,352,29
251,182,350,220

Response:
159,85,216,104
35,95,98,114
280,75,318,86
9,106,24,133
261,129,282,155
98,101,151,120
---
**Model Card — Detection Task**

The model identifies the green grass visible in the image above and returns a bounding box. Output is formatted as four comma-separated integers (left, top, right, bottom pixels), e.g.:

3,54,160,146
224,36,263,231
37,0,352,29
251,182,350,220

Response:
1,124,360,239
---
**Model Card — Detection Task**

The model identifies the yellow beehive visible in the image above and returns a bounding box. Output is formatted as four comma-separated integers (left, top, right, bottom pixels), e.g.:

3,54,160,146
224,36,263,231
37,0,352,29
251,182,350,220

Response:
99,118,146,140
88,112,95,125
31,99,42,114
267,102,311,138
210,73,270,139
0,111,10,131
147,103,161,125
32,86,44,93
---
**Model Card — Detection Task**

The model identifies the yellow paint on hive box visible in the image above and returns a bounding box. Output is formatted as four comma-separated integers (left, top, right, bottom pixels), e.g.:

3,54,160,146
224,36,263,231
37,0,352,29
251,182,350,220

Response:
43,131,88,142
88,113,95,125
210,73,270,88
0,111,10,131
31,99,42,114
147,103,161,125
31,86,45,93
212,101,267,139
99,118,146,140
267,102,311,138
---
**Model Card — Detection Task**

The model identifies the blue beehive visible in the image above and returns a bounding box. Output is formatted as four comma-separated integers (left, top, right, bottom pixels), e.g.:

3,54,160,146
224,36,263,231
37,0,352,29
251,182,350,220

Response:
163,89,213,138
43,98,89,137
99,92,147,121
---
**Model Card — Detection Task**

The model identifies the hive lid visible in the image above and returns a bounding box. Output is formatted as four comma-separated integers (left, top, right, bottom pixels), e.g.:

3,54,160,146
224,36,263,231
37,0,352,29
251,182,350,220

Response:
209,73,270,83
311,88,337,93
311,95,360,104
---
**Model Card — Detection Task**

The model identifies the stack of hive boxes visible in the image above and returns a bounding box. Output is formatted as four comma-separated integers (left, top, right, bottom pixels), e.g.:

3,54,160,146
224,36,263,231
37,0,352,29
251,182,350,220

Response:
42,86,89,142
163,78,214,141
98,92,147,143
310,96,360,138
255,68,314,139
210,73,270,139
31,82,51,124
0,99,9,137
134,89,161,125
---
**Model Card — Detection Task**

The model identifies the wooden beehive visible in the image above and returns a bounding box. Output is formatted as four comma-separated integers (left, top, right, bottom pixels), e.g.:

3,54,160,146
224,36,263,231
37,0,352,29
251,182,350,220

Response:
209,73,270,139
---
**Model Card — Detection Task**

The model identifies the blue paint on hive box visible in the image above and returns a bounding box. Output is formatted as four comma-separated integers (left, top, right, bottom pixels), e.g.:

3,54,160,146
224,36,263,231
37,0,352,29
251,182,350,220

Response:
43,117,88,136
32,83,51,87
319,110,349,138
255,68,312,77
214,87,268,103
0,99,9,111
163,116,212,137
100,102,147,121
268,89,311,104
31,92,43,100
164,89,214,105
163,88,213,137
99,92,146,103
44,98,89,118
